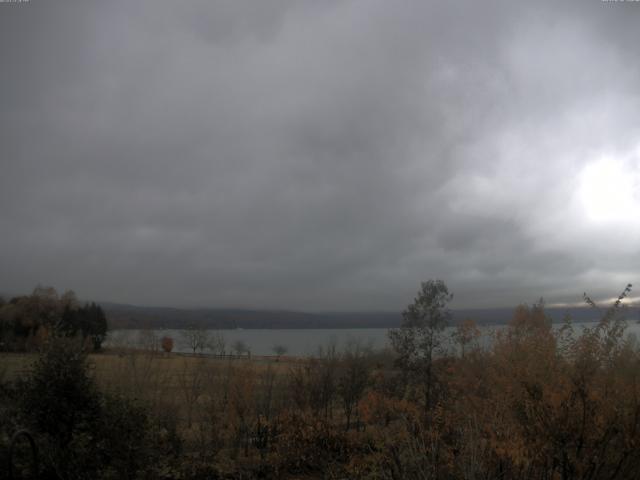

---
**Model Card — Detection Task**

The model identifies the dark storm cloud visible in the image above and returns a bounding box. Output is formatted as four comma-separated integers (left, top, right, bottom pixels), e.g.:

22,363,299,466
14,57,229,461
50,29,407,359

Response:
1,0,639,310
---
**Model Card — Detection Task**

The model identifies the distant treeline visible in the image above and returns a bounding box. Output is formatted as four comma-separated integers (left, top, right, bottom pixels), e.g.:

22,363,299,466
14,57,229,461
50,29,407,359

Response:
0,286,107,351
103,302,624,330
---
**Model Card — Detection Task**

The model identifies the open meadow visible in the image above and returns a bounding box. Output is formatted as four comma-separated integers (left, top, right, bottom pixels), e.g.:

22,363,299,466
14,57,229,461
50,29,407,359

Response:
2,348,306,437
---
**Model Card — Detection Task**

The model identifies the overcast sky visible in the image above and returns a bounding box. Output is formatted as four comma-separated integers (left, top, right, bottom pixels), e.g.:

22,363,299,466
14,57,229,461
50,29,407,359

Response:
1,0,639,311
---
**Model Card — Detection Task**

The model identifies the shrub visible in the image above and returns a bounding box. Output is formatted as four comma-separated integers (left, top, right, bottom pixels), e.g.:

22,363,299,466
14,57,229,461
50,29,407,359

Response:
14,337,172,479
161,336,174,353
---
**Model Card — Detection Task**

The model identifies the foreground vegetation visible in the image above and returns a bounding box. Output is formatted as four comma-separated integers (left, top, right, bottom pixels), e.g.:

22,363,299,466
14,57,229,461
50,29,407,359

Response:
2,281,640,479
0,286,107,352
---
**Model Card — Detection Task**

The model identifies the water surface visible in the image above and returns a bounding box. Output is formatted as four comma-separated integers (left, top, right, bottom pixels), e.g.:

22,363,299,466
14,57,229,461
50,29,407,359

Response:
107,319,638,357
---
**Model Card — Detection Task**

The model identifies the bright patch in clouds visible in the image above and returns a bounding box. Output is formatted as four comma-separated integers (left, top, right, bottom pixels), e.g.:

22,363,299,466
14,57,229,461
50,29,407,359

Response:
578,155,640,223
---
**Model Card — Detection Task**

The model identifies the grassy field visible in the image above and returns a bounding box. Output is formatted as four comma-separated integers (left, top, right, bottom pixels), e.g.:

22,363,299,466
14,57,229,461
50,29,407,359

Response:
1,348,326,478
1,348,305,448
0,349,299,378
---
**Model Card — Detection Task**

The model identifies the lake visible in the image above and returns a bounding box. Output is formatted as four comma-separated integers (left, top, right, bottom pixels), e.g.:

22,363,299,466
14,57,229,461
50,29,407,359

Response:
108,328,391,356
107,319,640,357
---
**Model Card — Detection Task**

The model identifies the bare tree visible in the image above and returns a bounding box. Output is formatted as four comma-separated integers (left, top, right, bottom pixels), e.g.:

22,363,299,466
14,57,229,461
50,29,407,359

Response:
272,344,287,360
177,357,206,428
117,348,171,411
181,326,210,354
338,340,372,430
207,330,226,356
227,364,256,458
451,318,481,358
232,339,248,357
137,329,159,354
254,365,279,457
289,342,339,421
198,363,227,458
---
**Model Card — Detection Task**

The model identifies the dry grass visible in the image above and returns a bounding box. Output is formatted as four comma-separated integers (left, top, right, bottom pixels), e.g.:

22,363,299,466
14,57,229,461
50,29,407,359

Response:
1,349,300,445
0,350,299,380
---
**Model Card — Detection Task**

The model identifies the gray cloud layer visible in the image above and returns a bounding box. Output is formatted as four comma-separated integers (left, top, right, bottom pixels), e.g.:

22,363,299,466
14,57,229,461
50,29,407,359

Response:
1,0,639,310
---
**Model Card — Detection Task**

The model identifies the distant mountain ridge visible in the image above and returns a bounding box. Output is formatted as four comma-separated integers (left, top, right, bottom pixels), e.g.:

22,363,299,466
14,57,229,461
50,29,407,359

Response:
102,302,640,330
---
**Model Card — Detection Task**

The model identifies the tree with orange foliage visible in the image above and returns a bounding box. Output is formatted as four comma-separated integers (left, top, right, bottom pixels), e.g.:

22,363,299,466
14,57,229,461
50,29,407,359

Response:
161,336,174,353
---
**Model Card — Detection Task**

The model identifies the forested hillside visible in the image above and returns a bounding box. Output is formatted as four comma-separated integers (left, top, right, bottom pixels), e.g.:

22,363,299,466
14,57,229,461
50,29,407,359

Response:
103,302,625,330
